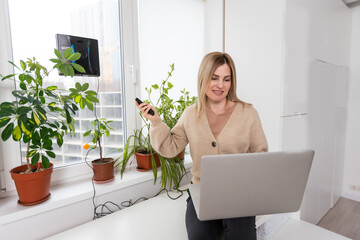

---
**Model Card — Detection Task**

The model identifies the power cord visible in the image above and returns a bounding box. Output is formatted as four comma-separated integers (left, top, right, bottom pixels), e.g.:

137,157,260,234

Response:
84,144,190,220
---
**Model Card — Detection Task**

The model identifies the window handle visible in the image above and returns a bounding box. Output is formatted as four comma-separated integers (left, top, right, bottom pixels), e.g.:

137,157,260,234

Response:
129,64,136,84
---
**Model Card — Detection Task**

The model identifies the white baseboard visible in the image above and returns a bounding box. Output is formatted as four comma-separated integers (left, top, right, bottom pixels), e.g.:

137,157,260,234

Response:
341,192,360,202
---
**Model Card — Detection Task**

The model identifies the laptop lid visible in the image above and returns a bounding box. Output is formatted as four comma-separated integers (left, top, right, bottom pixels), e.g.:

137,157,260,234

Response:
188,149,314,221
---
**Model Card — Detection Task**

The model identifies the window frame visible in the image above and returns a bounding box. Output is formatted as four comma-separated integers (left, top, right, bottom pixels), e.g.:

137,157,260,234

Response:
0,0,140,195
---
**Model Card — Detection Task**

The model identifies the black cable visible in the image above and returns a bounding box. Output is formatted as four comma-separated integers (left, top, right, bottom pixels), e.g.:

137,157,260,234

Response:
84,150,190,220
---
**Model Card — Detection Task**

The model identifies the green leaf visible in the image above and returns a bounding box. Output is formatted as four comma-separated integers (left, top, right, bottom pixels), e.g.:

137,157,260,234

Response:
20,121,30,135
43,139,52,150
25,74,34,84
0,118,11,128
81,83,89,91
69,88,78,93
31,153,40,165
54,48,63,60
152,84,159,90
85,94,99,103
46,151,56,158
27,150,37,157
1,122,14,141
1,74,15,81
40,128,48,139
19,82,26,90
12,125,21,141
36,109,47,120
0,111,12,118
59,64,66,75
62,64,70,76
52,62,60,69
23,134,31,143
20,60,26,71
75,82,82,91
32,131,40,141
81,83,89,92
71,103,78,111
85,90,97,95
8,61,20,71
48,102,56,107
19,73,25,81
56,134,63,146
79,97,85,109
85,100,94,111
65,109,72,123
42,155,50,168
64,47,73,60
49,58,61,63
46,86,58,91
167,82,174,88
71,63,85,73
68,52,81,61
16,106,31,115
74,94,81,104
83,130,92,137
32,111,40,125
66,64,75,76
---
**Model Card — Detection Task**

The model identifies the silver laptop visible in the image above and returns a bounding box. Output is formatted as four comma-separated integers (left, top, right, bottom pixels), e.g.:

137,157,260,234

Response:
188,149,314,221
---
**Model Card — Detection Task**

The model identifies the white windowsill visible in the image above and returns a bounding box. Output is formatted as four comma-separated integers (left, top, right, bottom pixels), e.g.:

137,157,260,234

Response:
0,156,193,225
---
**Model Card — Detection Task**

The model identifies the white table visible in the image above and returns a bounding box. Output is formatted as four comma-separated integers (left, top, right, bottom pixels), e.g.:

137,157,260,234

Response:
46,189,350,240
268,218,350,240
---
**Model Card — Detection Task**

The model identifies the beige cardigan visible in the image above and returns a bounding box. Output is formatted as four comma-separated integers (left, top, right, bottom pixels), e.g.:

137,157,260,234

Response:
150,102,268,183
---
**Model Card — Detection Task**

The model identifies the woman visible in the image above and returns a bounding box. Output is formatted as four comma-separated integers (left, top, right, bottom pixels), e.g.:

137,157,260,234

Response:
136,52,268,240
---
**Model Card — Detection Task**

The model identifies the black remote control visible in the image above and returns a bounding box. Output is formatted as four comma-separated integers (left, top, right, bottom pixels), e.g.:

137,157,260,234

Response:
135,98,155,116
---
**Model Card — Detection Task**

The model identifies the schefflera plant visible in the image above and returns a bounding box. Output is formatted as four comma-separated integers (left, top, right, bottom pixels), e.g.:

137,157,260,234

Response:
0,48,99,173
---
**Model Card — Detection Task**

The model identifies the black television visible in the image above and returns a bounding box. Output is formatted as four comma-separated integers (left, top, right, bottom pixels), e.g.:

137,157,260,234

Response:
56,34,100,77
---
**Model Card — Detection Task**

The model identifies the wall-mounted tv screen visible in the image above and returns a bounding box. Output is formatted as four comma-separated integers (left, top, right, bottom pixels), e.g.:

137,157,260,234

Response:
56,34,100,77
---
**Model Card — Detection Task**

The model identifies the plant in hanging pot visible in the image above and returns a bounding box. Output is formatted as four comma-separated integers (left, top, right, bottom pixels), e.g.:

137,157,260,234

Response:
83,118,115,183
0,48,99,205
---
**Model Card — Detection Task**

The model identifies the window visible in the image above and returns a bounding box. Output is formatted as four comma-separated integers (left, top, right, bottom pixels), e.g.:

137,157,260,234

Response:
0,0,138,192
8,0,126,168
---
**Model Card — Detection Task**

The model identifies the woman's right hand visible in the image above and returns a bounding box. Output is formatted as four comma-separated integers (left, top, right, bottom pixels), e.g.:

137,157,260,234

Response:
135,101,160,123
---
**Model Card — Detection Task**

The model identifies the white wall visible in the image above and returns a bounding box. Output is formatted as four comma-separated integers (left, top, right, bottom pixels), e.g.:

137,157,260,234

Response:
204,0,223,53
343,5,360,202
138,0,204,116
224,0,285,151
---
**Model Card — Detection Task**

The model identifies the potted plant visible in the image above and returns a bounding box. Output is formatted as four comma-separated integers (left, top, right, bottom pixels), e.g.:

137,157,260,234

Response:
117,64,197,190
117,122,159,172
83,118,115,183
0,48,99,205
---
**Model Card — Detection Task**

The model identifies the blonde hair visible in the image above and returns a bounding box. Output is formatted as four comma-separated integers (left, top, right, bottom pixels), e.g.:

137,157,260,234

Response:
197,52,249,115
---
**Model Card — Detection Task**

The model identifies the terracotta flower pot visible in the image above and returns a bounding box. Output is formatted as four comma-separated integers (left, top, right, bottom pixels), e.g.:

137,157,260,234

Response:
91,158,115,183
10,163,53,206
135,152,160,171
176,150,185,161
